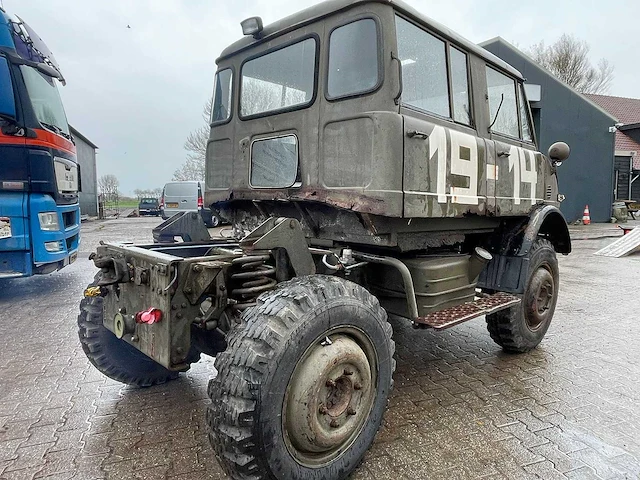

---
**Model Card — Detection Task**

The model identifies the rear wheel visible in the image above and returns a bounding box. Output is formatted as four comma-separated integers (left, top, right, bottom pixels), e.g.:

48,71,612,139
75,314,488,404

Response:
207,275,395,480
77,274,183,387
486,238,559,352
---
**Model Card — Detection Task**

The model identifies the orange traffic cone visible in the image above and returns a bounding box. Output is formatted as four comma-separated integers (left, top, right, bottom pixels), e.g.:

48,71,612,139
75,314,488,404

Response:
582,205,591,225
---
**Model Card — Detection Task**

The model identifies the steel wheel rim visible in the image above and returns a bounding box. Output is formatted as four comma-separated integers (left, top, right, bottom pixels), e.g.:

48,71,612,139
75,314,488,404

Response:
526,266,555,331
282,326,378,468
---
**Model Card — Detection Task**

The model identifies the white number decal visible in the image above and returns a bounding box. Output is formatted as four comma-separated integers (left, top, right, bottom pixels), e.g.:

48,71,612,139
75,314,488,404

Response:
520,149,537,202
429,126,479,205
509,146,537,204
429,125,448,204
449,130,478,205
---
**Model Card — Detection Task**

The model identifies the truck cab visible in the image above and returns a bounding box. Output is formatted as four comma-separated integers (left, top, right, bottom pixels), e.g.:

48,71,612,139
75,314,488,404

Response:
0,8,79,277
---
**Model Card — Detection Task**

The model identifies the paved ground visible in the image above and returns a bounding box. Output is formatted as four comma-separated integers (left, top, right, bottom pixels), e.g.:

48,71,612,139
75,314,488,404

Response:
1,218,640,479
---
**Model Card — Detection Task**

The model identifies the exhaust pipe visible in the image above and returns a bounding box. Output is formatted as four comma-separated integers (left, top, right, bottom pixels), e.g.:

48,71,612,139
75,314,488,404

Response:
468,247,492,282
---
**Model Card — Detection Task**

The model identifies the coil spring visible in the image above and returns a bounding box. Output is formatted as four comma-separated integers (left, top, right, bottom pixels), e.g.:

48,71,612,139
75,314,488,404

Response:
230,252,277,310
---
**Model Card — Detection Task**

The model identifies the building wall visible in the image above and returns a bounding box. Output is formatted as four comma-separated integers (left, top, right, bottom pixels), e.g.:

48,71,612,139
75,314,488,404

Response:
74,135,98,216
614,156,632,200
483,41,616,223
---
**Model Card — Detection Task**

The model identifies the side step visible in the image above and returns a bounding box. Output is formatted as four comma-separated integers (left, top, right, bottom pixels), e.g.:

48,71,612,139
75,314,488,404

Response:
415,292,520,330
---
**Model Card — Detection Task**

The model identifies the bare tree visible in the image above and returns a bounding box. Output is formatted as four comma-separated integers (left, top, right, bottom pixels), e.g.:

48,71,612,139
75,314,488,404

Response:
173,99,211,181
98,174,119,197
526,35,614,94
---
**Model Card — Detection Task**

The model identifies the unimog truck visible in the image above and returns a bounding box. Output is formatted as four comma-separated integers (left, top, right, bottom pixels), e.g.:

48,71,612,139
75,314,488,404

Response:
78,1,572,478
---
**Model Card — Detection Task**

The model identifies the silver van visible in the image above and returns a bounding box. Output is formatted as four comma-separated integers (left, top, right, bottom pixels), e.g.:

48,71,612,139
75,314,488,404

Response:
160,181,218,227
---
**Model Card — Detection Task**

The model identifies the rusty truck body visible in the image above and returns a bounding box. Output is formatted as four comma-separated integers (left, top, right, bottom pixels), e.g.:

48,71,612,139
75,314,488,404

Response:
78,1,571,479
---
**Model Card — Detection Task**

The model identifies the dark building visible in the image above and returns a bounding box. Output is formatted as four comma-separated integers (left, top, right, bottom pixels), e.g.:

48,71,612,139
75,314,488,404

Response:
69,126,99,217
481,38,617,223
585,94,640,202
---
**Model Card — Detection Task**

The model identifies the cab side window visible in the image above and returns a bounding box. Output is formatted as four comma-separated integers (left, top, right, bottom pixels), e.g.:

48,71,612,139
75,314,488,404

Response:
396,16,450,118
450,48,471,126
0,57,16,118
486,67,518,138
518,84,533,142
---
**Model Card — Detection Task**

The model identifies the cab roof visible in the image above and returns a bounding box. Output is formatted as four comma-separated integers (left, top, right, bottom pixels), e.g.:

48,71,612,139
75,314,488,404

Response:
217,0,523,80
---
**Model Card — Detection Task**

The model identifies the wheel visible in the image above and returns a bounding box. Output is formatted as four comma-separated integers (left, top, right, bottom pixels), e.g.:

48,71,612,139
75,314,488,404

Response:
207,275,395,480
77,274,181,387
486,238,559,353
209,214,220,228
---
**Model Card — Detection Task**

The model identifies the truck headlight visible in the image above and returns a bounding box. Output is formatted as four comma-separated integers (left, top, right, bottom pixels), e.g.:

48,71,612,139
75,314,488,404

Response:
38,212,60,231
44,241,62,252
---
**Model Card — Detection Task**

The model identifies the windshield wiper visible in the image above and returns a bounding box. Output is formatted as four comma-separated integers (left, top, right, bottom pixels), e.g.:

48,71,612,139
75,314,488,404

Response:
40,121,72,141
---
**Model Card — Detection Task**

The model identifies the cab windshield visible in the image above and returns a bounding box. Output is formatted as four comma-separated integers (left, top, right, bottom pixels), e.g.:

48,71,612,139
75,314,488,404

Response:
20,65,69,135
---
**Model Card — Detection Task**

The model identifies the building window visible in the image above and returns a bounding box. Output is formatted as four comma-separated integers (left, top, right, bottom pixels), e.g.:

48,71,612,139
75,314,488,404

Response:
327,19,380,99
450,47,471,125
396,16,450,118
486,67,518,138
240,38,316,118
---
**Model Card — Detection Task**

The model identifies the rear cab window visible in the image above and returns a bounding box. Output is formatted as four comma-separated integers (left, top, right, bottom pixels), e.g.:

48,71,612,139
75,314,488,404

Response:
327,18,381,99
240,38,317,118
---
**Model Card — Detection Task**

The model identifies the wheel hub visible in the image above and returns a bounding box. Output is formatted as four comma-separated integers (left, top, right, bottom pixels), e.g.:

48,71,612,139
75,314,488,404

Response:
526,267,555,331
284,333,375,465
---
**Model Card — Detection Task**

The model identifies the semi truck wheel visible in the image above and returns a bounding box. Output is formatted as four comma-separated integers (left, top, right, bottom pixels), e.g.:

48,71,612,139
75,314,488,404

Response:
77,275,180,387
207,275,395,480
486,239,559,353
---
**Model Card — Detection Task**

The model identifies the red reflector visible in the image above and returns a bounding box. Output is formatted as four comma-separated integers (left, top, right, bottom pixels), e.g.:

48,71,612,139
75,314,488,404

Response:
135,307,163,324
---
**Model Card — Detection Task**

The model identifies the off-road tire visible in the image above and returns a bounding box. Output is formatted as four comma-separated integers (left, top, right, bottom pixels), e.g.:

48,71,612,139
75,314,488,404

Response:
207,275,395,480
78,274,181,387
486,238,559,353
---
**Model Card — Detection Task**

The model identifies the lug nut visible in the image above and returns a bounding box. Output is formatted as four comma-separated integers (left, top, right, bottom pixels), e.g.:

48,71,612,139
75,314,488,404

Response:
330,419,340,428
319,404,328,415
326,379,336,388
354,382,362,390
344,369,353,376
347,407,356,416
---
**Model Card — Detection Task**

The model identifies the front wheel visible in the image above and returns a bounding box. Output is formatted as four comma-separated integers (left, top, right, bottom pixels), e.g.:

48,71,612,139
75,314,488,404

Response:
207,275,395,480
486,238,559,352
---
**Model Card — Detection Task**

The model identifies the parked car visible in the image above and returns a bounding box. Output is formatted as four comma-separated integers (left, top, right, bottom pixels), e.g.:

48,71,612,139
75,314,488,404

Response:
160,181,219,227
138,197,160,216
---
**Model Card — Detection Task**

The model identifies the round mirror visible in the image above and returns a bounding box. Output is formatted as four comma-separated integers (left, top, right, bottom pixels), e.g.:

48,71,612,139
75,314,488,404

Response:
548,142,570,164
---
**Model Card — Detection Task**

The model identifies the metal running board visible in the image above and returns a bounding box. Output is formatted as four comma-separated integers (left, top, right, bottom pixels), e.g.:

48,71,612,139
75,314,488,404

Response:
416,292,521,330
594,227,640,257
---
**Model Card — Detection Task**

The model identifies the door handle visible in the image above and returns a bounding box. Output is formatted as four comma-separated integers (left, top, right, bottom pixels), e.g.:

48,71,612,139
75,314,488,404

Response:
497,150,510,157
407,130,429,140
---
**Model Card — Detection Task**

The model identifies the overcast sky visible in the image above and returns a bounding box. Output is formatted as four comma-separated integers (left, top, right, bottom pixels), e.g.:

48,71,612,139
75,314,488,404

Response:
5,0,639,195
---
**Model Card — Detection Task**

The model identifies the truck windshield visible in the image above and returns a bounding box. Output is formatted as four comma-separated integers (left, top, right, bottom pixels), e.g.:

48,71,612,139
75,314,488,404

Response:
20,65,69,135
240,38,316,118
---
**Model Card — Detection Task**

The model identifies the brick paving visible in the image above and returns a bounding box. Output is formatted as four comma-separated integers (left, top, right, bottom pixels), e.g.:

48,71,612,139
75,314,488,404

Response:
1,218,640,479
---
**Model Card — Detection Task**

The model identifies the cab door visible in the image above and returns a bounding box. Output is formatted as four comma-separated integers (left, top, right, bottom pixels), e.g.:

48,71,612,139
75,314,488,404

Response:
396,15,489,218
483,66,546,215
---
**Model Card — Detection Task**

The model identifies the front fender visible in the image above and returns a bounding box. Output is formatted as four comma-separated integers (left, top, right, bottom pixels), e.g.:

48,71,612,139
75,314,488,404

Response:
518,205,571,256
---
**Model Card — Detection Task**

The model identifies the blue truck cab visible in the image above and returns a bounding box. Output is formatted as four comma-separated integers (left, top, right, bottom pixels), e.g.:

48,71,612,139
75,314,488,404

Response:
0,8,79,278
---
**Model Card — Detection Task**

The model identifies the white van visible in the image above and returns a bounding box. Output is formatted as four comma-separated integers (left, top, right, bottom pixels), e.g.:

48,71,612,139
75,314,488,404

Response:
160,181,218,227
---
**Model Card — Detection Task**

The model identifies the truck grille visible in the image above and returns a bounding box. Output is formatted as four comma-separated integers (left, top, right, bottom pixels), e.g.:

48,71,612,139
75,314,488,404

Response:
66,234,79,251
62,211,77,229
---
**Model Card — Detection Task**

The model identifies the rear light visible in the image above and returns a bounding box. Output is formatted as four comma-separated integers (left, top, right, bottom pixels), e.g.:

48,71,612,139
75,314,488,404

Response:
197,195,203,209
159,196,164,208
135,307,163,324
